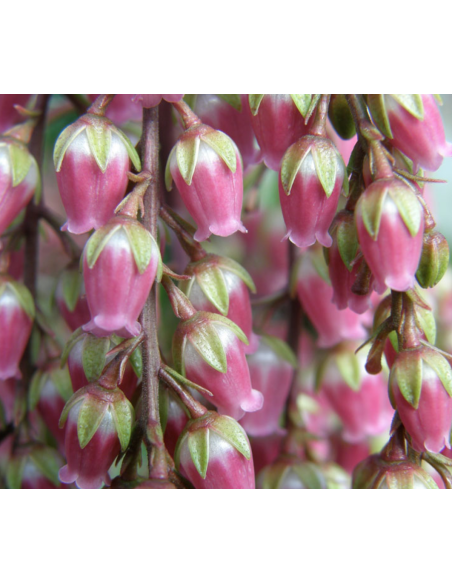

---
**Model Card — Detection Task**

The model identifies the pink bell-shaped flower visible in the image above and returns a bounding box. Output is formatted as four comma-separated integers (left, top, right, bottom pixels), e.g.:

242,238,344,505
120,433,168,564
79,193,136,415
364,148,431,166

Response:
59,384,134,489
133,94,184,108
295,249,367,348
82,216,162,338
55,264,91,332
241,335,296,437
368,94,452,171
166,122,245,241
182,254,258,353
279,134,346,248
0,133,39,236
175,412,255,489
0,276,34,380
390,346,452,453
355,177,424,292
194,94,261,169
173,311,263,421
53,113,141,234
247,94,311,171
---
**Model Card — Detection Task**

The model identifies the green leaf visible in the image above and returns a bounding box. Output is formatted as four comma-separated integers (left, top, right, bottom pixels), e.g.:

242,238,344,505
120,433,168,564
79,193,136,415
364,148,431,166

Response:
30,447,63,487
394,352,423,408
261,335,297,368
336,218,358,271
248,94,265,116
53,122,86,172
50,367,73,402
164,145,176,191
77,396,107,449
111,126,141,171
210,416,251,459
216,256,256,293
389,183,422,237
9,143,32,187
196,265,229,315
85,223,122,269
188,322,227,373
367,95,393,139
86,123,112,173
280,143,310,195
7,281,35,319
312,140,338,198
204,312,249,345
124,222,153,274
176,136,200,185
82,335,110,382
359,184,388,240
335,352,361,391
28,370,46,411
111,396,134,451
218,94,241,111
188,428,210,479
290,94,312,118
61,268,83,312
6,456,26,489
201,130,237,173
391,94,424,120
421,351,452,399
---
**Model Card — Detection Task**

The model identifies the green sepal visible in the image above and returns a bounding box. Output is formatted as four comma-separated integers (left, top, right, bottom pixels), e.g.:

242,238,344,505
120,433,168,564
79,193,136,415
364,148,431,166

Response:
165,145,176,191
386,469,414,489
82,335,110,382
216,256,256,293
129,345,143,379
328,95,356,140
280,143,310,195
29,446,63,487
367,95,393,139
359,184,388,240
50,367,73,402
248,94,265,116
111,393,134,451
304,94,321,123
85,223,122,269
203,312,249,346
218,94,241,111
60,327,85,366
196,265,229,315
421,350,452,399
335,351,361,391
261,335,298,368
6,456,26,489
394,352,423,408
188,321,227,373
390,183,423,237
111,126,141,171
261,461,290,489
28,370,46,411
61,268,83,312
292,462,326,489
53,122,86,172
312,141,339,198
433,95,443,105
290,94,312,118
415,307,436,345
201,130,237,173
6,281,35,319
86,123,112,173
8,142,32,187
163,365,213,397
391,94,424,120
59,386,90,429
176,136,200,185
336,218,358,271
188,427,210,479
124,222,154,275
174,426,188,470
172,328,188,376
210,415,251,459
77,395,108,449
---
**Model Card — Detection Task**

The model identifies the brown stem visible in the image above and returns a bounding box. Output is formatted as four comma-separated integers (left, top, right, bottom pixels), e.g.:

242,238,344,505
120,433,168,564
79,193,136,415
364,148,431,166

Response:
159,204,205,261
172,100,201,129
159,368,207,418
161,275,197,320
87,94,115,117
308,94,330,137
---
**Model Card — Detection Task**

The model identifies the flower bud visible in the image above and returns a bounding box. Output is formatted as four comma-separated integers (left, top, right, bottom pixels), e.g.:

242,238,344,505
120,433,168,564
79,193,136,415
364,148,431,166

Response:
182,254,258,353
53,113,141,234
194,94,261,168
390,347,452,453
0,95,32,133
0,276,34,379
133,94,184,108
241,336,296,437
0,134,39,236
416,230,449,289
368,94,452,171
59,384,134,489
82,216,162,338
279,135,346,248
175,412,255,489
166,123,245,241
295,250,367,348
7,444,66,489
257,455,327,489
355,177,424,292
248,94,310,171
173,311,263,420
55,265,91,331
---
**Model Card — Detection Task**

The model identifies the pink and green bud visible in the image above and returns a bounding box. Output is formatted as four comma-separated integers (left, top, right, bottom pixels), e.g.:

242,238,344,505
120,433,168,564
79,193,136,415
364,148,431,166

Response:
368,94,452,171
0,276,34,380
0,134,39,236
55,264,91,331
390,347,452,453
173,311,263,420
355,177,424,292
279,134,346,248
133,94,184,108
59,383,134,489
181,254,258,353
194,94,261,168
166,123,245,241
248,94,311,171
257,455,327,489
175,411,254,489
7,444,66,489
53,113,141,234
416,230,449,289
82,216,162,338
241,335,296,437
